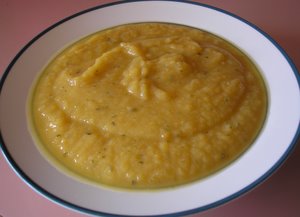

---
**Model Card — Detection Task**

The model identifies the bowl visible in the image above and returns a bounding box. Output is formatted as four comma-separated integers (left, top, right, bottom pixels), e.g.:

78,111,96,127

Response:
1,1,299,216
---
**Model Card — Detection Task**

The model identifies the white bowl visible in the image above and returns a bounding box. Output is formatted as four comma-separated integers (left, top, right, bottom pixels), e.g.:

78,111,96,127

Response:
1,1,299,216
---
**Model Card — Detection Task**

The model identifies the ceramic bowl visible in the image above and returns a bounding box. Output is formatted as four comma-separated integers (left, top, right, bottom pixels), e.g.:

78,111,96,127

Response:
1,1,299,216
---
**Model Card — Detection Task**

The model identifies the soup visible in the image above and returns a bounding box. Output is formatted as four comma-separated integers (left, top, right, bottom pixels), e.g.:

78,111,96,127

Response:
30,23,267,189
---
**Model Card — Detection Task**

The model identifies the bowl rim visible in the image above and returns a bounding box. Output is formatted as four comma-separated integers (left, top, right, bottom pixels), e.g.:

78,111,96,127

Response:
1,0,300,216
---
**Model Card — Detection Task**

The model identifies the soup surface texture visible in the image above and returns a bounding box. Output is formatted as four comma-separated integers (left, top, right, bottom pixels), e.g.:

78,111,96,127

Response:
31,23,267,189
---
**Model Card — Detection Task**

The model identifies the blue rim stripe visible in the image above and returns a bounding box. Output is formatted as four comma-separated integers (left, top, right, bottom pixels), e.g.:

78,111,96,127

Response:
1,0,300,216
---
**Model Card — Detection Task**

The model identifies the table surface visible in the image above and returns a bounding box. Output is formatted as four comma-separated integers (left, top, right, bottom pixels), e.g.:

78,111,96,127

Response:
1,0,300,217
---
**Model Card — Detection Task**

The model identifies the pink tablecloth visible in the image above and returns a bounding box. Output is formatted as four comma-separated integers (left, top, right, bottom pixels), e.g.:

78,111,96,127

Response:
1,0,299,216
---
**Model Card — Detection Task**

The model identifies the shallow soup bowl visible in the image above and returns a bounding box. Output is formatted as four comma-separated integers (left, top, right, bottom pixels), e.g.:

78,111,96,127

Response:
1,1,300,216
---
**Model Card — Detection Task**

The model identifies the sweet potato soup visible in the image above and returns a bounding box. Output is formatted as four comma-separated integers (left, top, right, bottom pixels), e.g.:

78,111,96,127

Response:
30,23,267,189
